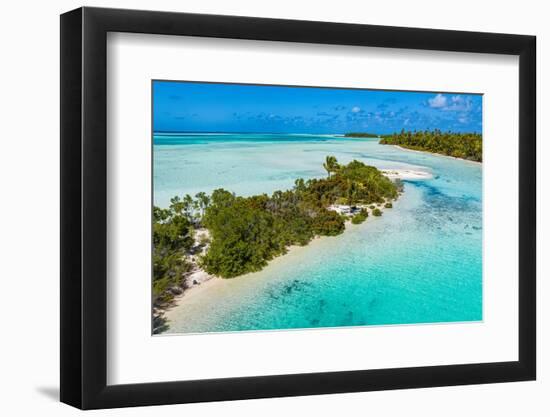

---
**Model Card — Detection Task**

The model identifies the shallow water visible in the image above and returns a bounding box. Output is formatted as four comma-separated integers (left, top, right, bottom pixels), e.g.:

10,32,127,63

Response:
154,133,482,333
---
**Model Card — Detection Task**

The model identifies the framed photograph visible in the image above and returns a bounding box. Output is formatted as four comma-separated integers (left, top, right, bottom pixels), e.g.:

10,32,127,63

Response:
60,7,536,409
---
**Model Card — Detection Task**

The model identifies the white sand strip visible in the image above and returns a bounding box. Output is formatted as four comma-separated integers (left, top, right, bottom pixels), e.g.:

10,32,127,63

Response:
381,169,433,180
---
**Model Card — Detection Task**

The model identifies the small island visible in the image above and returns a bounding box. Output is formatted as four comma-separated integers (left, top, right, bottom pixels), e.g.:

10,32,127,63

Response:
344,132,381,138
345,129,482,162
380,129,482,162
153,156,403,332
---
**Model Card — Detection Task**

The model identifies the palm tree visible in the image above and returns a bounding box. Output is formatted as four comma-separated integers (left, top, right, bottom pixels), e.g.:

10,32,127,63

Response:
323,155,339,178
346,181,359,205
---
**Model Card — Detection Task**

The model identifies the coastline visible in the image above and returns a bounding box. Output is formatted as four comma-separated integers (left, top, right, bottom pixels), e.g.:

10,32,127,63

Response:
162,212,393,332
390,145,482,165
164,236,325,312
159,194,402,332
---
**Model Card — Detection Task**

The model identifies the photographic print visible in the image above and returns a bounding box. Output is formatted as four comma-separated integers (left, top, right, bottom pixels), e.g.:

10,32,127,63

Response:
152,81,482,335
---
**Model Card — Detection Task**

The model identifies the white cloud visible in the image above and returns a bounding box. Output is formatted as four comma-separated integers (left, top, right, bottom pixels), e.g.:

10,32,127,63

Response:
428,94,447,108
428,93,475,115
444,96,473,112
351,106,361,113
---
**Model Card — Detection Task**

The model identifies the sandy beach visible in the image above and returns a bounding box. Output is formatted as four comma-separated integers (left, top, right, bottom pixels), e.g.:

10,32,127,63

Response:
163,235,328,325
381,168,433,180
391,145,482,165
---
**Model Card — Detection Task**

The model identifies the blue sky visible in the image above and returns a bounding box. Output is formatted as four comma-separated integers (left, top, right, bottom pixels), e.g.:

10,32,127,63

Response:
153,81,482,134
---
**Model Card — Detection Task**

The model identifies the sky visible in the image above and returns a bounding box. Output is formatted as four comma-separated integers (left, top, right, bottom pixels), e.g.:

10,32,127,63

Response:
153,81,482,134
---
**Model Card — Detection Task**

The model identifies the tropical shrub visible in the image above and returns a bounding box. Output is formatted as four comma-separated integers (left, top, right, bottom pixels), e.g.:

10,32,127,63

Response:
351,209,369,224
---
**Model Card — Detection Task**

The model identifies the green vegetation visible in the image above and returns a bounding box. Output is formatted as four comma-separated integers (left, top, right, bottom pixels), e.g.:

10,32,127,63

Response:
372,208,382,216
152,157,400,302
152,203,194,305
384,202,393,208
379,129,482,162
344,132,381,138
351,209,369,224
200,157,397,278
323,155,340,178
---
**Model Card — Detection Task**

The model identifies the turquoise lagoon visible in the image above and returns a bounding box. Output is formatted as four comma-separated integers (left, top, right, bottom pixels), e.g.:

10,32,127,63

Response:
154,133,482,333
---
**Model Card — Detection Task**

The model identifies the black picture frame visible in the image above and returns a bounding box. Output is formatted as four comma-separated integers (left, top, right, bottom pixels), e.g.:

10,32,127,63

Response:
60,6,536,410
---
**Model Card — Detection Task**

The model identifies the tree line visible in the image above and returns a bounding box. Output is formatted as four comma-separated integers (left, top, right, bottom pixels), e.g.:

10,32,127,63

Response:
344,132,381,138
378,129,482,162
